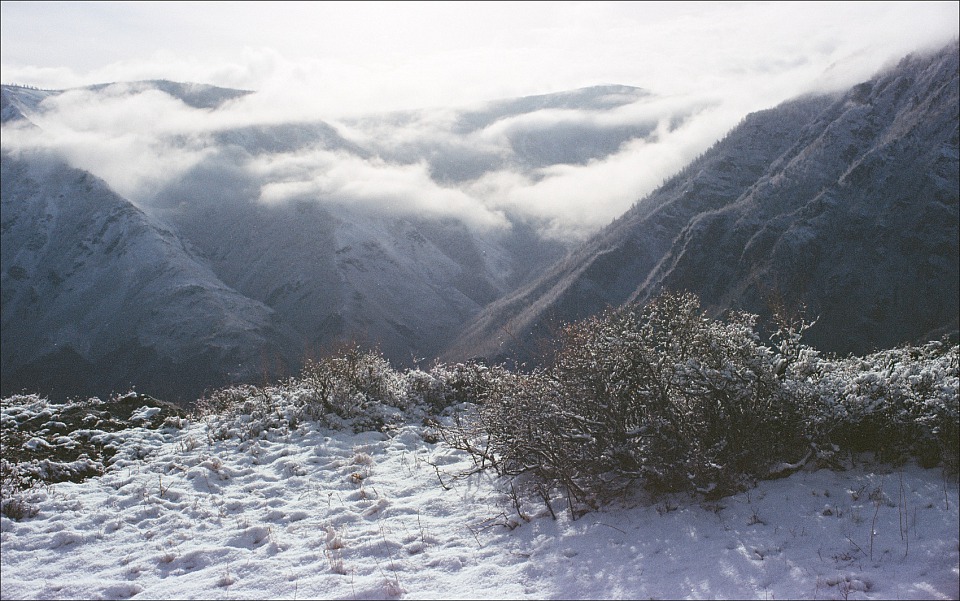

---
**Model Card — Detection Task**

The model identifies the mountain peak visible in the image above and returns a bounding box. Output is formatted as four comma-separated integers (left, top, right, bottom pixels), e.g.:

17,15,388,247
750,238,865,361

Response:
82,79,253,109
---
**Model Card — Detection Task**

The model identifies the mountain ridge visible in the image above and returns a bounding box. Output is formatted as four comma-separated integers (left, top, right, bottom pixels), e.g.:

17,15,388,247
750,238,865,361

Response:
1,151,293,401
3,43,957,401
443,42,960,365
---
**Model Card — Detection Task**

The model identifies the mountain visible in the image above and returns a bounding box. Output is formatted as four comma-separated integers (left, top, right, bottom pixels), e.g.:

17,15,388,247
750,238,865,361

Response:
341,84,679,184
0,151,293,402
84,80,252,109
444,42,960,365
1,80,249,124
1,85,53,124
152,189,557,369
7,43,956,403
9,81,661,400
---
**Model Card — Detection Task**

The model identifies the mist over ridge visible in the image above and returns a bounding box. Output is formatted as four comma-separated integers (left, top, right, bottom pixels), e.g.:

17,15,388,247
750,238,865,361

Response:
2,41,959,402
1,78,730,241
445,41,960,366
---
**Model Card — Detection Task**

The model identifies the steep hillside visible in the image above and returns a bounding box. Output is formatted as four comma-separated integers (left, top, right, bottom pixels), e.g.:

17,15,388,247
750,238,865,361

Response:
0,152,292,402
6,81,622,399
445,43,960,364
0,85,55,124
157,189,546,367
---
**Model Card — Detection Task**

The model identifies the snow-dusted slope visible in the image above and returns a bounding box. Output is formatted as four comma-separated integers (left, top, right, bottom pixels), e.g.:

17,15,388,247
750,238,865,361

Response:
1,80,248,124
1,400,957,600
445,42,960,365
0,152,292,401
0,85,61,125
76,80,251,110
160,193,534,367
635,45,960,353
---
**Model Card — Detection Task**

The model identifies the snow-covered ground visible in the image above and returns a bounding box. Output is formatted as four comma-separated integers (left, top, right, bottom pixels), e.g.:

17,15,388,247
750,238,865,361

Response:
2,415,957,600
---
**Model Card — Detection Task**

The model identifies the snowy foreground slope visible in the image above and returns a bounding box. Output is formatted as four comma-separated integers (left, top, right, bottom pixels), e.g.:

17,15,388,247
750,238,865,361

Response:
2,413,957,600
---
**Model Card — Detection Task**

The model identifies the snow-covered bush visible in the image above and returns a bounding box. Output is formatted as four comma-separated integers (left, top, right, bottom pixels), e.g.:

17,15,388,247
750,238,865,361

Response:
559,292,815,495
195,346,479,439
442,292,815,511
297,344,409,432
405,361,513,413
195,384,294,441
796,340,959,472
444,291,959,513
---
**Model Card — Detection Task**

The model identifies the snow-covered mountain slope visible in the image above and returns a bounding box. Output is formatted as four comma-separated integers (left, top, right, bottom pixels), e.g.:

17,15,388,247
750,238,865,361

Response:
156,190,548,369
0,152,293,402
1,80,249,124
83,80,253,109
444,42,960,365
0,85,56,124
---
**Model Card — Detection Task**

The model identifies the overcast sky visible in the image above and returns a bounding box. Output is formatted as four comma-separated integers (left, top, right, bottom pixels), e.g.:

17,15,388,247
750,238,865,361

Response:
3,1,958,118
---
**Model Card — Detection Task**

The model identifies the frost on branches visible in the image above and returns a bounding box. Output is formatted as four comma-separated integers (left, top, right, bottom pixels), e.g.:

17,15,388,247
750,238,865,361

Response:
441,291,958,515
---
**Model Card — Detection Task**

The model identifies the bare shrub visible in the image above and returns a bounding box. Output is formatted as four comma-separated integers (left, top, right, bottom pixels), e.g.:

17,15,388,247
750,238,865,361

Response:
441,291,816,512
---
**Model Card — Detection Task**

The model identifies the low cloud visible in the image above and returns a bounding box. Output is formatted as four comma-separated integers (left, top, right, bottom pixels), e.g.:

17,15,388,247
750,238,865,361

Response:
252,150,509,231
5,81,720,241
466,102,743,239
1,6,956,247
2,87,217,201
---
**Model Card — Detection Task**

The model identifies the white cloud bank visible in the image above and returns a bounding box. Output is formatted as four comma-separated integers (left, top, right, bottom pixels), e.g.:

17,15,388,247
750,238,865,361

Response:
1,2,957,239
3,2,957,117
0,79,744,239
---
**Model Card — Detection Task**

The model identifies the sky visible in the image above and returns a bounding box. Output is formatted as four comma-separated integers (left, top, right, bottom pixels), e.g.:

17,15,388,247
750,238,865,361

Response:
1,1,959,239
3,1,958,118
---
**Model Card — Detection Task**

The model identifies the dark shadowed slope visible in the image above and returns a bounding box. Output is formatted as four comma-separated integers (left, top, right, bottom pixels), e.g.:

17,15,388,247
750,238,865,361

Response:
0,152,293,402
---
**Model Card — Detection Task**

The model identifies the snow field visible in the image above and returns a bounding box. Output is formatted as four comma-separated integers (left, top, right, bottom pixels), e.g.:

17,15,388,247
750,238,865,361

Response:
1,418,958,600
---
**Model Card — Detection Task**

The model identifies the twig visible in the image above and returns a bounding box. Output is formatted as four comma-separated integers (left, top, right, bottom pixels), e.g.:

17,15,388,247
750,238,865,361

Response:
846,535,866,558
417,509,427,545
426,460,452,491
943,470,950,511
598,522,627,535
465,524,482,548
899,470,909,558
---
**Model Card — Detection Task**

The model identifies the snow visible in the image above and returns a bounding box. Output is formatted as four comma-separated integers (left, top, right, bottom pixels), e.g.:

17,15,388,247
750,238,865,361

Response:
2,414,957,600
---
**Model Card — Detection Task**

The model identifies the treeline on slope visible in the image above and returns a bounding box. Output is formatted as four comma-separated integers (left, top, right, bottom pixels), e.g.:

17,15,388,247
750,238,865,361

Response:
2,291,957,520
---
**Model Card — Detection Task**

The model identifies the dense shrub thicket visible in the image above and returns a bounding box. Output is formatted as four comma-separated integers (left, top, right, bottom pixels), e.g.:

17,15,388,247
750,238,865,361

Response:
791,340,959,474
442,293,815,510
440,292,958,514
192,345,506,441
2,291,957,520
